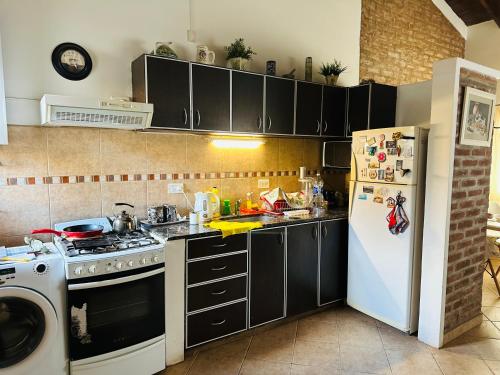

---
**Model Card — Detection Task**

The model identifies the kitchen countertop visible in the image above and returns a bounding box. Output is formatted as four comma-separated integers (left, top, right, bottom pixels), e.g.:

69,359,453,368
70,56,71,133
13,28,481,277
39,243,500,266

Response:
149,208,348,241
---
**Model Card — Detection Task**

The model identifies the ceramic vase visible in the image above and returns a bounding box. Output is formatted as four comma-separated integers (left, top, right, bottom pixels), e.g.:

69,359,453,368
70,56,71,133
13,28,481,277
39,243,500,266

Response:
227,57,250,71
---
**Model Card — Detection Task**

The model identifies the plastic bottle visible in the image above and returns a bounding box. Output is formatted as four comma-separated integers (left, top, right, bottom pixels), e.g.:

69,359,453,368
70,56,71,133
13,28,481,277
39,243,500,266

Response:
313,173,325,208
210,186,220,217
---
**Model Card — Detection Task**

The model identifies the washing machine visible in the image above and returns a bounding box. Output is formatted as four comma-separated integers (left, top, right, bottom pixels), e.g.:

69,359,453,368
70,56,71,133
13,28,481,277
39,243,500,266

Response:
0,243,68,375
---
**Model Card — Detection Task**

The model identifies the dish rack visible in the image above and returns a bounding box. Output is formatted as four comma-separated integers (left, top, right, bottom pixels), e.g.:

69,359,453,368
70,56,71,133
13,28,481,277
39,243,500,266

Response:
261,198,311,216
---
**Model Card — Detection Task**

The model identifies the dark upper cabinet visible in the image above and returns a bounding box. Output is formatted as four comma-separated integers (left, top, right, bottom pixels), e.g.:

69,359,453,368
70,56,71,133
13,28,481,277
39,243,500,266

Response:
232,71,264,133
319,219,348,305
249,227,285,327
131,55,190,129
192,64,230,132
322,86,347,137
295,82,323,136
287,223,319,316
347,83,397,137
265,77,295,135
347,85,370,136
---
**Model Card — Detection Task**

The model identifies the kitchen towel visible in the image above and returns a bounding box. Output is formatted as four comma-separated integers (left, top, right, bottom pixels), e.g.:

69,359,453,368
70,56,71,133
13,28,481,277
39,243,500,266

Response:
205,220,263,238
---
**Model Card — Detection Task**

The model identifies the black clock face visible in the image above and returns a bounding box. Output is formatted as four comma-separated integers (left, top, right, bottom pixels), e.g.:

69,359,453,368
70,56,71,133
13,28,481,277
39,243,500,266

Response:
52,43,92,81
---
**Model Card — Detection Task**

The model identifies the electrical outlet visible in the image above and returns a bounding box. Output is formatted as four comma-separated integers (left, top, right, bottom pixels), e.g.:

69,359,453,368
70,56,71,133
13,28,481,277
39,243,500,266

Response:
258,179,269,189
168,183,184,194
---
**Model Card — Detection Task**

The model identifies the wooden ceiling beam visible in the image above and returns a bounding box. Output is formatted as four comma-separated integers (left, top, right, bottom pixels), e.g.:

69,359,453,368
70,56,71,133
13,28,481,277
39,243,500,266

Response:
480,0,500,27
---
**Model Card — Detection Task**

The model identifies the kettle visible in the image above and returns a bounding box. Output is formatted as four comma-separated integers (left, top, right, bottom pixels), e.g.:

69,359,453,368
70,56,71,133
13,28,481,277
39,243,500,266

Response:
108,203,137,234
194,192,219,222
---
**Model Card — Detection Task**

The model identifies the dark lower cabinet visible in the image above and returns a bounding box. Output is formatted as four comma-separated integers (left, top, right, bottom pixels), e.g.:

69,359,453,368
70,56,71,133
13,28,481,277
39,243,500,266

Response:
249,227,285,327
192,64,230,132
319,219,348,305
232,71,264,133
187,301,247,347
322,86,347,137
265,77,295,135
287,223,319,316
295,81,323,136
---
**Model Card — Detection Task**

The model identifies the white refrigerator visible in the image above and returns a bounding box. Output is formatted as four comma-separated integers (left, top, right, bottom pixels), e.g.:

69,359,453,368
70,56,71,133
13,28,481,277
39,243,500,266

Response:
348,126,428,333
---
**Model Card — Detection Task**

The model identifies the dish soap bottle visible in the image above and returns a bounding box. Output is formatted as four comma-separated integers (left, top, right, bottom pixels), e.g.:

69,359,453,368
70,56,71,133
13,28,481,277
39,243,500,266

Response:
246,192,253,210
210,186,221,217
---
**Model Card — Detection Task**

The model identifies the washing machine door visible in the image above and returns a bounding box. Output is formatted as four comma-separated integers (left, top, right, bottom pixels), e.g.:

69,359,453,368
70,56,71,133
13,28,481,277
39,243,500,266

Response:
0,286,58,372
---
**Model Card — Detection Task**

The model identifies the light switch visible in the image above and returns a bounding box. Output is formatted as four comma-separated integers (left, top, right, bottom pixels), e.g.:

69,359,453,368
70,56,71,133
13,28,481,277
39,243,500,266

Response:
168,183,184,193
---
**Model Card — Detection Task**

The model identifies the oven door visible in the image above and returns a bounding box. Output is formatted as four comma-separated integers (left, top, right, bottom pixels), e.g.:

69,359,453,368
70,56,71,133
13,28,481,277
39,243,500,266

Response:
67,264,165,361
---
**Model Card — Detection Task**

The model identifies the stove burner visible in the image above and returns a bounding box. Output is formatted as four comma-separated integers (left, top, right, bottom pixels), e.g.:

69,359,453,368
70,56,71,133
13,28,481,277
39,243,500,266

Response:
61,231,160,257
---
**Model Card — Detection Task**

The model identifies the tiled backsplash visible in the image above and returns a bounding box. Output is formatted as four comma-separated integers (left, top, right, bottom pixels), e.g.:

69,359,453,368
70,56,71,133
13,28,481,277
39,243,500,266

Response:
0,126,322,246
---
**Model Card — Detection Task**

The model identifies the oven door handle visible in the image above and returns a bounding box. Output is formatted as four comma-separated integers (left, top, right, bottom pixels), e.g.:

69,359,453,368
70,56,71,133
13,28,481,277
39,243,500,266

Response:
68,267,165,290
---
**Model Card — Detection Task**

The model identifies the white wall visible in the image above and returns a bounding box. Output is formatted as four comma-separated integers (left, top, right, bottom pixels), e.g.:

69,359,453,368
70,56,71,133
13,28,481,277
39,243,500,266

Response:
0,0,361,125
465,20,500,102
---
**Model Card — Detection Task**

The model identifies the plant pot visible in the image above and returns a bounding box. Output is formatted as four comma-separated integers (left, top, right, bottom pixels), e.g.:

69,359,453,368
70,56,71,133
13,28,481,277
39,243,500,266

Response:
227,57,250,71
328,75,339,86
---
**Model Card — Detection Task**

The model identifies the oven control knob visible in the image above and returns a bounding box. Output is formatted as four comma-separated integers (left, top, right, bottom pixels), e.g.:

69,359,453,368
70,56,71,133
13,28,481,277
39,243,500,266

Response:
127,260,134,267
151,256,159,263
115,262,123,270
140,258,147,265
88,265,97,274
74,266,83,275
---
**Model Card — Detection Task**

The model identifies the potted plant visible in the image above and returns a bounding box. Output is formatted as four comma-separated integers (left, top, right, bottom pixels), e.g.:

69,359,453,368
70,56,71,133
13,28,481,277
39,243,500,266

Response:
224,38,256,71
319,60,348,85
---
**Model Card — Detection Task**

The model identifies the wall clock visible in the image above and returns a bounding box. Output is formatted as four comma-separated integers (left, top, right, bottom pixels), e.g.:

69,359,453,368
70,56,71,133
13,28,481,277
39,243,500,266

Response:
51,42,92,81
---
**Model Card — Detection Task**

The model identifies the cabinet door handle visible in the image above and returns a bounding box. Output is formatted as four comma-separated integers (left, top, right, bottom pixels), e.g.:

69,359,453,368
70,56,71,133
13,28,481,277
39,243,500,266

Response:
258,116,262,130
211,244,227,248
279,231,284,245
267,115,272,131
211,319,226,326
183,108,188,125
347,122,351,135
322,225,327,238
313,226,318,240
211,265,227,271
316,120,321,134
211,289,227,295
196,110,201,127
323,121,328,133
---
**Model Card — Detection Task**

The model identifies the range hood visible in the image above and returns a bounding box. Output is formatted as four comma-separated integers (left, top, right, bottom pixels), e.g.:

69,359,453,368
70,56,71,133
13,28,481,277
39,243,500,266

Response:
40,94,153,130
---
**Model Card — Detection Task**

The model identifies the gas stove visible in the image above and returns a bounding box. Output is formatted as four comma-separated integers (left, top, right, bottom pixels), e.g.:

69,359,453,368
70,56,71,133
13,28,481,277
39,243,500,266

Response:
53,218,165,280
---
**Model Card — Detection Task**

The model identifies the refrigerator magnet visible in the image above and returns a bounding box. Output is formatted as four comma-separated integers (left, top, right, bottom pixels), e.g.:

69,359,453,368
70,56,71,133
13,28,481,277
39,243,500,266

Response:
369,170,378,179
400,168,411,177
386,197,396,208
361,168,367,178
384,166,395,182
387,148,397,156
363,186,374,194
368,146,377,156
377,152,386,162
386,140,396,149
396,145,402,157
402,145,413,158
367,137,376,146
392,132,402,141
358,193,368,200
377,169,385,180
378,134,385,148
368,160,380,169
373,195,384,204
396,160,403,171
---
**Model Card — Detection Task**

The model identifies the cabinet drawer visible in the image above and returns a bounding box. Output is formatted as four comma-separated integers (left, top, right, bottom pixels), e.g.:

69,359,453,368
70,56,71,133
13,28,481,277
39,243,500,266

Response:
187,253,247,285
187,234,247,259
187,301,247,347
187,276,247,313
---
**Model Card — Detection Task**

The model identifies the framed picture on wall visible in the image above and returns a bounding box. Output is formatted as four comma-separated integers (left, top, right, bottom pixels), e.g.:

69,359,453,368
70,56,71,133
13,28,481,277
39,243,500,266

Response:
459,87,496,147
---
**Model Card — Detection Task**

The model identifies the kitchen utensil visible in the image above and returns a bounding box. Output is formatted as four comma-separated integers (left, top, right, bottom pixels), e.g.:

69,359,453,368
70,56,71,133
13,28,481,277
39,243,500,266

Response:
32,224,104,239
108,203,137,234
189,212,199,225
163,204,178,223
147,206,164,224
194,192,220,221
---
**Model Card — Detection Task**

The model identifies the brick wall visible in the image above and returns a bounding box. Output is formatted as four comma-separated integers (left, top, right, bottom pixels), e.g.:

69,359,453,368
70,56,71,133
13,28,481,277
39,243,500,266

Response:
360,0,465,85
444,69,497,334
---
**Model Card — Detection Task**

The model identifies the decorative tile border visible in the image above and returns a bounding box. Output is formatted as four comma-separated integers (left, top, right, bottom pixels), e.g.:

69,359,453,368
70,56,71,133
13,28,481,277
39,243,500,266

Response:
0,170,319,186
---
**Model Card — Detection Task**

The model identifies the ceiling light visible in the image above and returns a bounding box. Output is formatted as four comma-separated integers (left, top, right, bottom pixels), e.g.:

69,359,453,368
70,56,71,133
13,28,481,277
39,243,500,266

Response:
212,139,264,149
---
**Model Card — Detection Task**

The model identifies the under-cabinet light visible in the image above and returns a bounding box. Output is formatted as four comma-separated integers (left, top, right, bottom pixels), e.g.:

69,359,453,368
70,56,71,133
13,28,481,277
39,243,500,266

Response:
212,139,264,149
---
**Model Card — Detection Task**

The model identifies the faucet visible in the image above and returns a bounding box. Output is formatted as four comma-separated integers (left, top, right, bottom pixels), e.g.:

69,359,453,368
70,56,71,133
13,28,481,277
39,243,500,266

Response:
235,199,242,215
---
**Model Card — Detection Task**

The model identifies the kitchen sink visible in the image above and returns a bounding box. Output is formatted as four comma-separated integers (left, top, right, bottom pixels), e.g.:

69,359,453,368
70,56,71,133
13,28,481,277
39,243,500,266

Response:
220,215,277,223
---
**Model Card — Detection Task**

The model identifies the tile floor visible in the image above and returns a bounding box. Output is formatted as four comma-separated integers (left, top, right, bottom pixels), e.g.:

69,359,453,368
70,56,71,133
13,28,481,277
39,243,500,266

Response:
162,260,500,374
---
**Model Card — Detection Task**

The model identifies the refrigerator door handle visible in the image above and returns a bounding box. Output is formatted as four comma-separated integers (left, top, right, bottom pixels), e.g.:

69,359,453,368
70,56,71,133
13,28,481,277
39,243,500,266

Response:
349,180,356,219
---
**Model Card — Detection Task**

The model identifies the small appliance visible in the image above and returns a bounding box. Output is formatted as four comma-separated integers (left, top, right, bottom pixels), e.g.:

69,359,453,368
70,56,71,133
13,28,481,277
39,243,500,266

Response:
348,126,428,333
194,191,220,222
0,244,67,375
323,140,352,168
53,217,166,375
